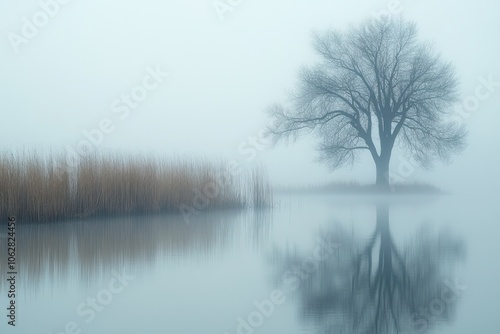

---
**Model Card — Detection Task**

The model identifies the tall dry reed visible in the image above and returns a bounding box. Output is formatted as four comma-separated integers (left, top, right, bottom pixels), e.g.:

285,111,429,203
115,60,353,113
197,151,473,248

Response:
0,151,272,222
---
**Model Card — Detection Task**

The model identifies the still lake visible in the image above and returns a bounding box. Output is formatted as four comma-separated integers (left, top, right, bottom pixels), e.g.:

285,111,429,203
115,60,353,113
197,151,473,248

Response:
1,192,498,334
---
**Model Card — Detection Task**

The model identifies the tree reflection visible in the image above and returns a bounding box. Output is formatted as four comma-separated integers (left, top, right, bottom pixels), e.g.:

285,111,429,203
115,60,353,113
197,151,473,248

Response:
274,204,465,334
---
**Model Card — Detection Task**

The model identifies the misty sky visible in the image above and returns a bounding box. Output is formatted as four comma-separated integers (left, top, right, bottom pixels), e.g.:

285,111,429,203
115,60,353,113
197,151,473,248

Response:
1,0,499,193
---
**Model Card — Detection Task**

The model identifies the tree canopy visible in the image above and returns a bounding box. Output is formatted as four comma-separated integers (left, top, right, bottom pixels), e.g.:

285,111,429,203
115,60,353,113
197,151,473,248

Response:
266,18,466,186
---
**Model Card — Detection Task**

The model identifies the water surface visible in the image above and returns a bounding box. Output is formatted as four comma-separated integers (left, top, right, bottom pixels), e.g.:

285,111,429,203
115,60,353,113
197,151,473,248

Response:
1,193,498,334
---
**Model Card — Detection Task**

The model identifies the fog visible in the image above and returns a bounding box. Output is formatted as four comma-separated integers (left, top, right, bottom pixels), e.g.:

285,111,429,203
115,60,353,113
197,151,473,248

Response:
1,3,500,332
1,0,499,193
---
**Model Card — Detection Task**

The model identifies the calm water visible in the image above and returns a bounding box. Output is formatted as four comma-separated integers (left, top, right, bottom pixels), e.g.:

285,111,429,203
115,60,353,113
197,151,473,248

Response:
1,193,498,334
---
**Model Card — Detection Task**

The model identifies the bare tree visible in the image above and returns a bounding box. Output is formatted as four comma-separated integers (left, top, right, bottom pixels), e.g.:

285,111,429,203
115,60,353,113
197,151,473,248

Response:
266,18,466,188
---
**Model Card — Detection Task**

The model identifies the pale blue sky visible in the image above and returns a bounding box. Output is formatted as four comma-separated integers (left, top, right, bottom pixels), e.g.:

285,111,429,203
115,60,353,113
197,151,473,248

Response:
0,0,499,193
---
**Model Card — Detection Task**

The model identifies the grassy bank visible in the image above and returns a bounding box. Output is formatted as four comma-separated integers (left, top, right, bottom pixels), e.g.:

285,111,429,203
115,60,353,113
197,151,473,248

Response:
274,181,442,194
0,152,272,223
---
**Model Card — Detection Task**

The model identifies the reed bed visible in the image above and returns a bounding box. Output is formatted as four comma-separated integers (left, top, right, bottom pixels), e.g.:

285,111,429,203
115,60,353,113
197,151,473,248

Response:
0,151,272,223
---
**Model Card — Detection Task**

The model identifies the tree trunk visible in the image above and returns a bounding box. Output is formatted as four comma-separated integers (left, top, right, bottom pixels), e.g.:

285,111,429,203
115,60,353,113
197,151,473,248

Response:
375,154,391,190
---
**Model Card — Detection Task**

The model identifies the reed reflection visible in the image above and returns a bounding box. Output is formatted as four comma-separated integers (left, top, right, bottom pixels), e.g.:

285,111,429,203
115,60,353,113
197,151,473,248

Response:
273,204,466,334
0,208,272,292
